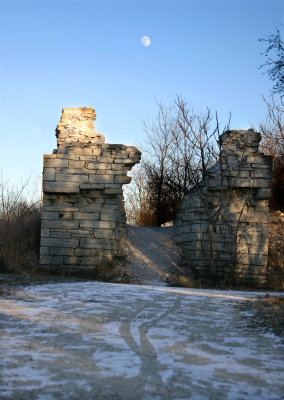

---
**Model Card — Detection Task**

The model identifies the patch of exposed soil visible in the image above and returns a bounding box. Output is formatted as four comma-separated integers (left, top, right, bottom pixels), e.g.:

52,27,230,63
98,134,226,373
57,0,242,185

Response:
123,225,187,286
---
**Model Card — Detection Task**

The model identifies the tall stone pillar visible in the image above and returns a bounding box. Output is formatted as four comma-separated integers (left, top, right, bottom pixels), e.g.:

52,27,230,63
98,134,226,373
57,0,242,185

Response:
40,107,141,274
173,130,272,286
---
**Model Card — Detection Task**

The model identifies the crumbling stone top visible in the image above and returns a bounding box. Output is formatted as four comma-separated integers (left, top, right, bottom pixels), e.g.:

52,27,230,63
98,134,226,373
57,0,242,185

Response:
220,129,261,152
56,107,105,149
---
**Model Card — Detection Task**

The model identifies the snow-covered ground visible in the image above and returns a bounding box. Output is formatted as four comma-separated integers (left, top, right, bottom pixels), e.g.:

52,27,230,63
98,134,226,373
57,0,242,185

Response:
0,281,283,399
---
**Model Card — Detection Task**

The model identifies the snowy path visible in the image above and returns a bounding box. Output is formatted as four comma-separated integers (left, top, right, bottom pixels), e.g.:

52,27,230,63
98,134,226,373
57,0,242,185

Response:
0,281,284,399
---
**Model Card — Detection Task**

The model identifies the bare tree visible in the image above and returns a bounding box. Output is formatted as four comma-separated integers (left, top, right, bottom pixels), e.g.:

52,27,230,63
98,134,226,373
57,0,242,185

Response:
125,98,229,227
142,103,181,225
259,95,284,210
123,164,155,226
260,27,284,95
175,96,219,186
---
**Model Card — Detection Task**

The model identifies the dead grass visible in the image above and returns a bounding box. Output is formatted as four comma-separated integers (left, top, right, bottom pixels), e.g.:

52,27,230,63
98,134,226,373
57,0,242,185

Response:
240,295,284,337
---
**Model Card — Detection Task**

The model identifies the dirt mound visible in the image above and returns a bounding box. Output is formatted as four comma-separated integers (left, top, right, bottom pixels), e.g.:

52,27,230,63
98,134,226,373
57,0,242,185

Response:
124,225,184,286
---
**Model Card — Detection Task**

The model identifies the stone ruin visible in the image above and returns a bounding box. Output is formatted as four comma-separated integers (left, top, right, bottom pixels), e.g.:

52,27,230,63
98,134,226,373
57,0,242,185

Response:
40,107,141,274
40,111,272,287
173,130,272,286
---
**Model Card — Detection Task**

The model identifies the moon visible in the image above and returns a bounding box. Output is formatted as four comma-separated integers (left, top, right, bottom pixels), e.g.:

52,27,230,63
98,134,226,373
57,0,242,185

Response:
141,36,151,47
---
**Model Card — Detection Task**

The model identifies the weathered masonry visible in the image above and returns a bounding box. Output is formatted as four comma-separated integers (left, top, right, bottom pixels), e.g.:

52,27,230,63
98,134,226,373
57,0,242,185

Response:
173,130,272,286
40,107,141,274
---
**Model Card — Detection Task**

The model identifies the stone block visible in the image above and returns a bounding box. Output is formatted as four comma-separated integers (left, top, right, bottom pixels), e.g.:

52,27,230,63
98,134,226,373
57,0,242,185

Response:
44,158,69,168
81,239,118,251
39,255,52,265
74,257,96,266
69,160,86,168
247,154,271,164
253,178,271,188
103,204,120,210
93,229,115,239
80,238,99,249
111,164,125,170
80,184,105,190
80,220,116,229
68,147,93,155
105,188,122,195
90,239,119,250
79,155,98,161
89,175,114,184
43,168,56,181
255,188,271,199
87,163,111,170
40,246,49,255
93,147,102,156
114,159,136,165
41,229,50,237
97,156,114,163
42,204,80,212
41,237,79,248
69,229,91,237
78,204,102,212
75,248,91,256
44,154,57,159
100,212,117,222
43,182,80,194
56,168,84,175
49,247,75,256
58,211,73,220
249,265,267,274
56,174,89,183
104,184,121,189
42,220,79,229
41,211,59,220
106,170,125,175
50,231,72,239
57,154,80,160
249,253,268,265
73,212,100,220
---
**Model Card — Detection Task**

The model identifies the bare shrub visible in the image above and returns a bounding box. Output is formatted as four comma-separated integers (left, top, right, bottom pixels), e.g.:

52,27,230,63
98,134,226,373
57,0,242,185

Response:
0,177,41,273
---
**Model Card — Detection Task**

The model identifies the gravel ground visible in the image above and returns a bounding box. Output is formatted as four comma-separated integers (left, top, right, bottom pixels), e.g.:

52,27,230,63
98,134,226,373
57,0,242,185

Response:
0,277,284,400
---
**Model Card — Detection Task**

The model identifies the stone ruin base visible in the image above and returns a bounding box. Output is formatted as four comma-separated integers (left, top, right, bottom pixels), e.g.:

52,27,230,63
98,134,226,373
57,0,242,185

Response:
40,107,140,275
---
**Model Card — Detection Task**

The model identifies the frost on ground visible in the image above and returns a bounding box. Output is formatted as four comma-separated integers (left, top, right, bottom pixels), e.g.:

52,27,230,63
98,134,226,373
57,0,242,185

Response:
0,279,284,400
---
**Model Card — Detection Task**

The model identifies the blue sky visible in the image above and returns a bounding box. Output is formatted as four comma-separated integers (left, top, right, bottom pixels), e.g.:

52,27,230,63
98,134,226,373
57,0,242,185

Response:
0,0,283,193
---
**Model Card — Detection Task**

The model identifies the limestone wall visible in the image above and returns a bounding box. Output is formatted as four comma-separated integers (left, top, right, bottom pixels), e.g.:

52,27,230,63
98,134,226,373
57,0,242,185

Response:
173,130,272,286
40,107,141,274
